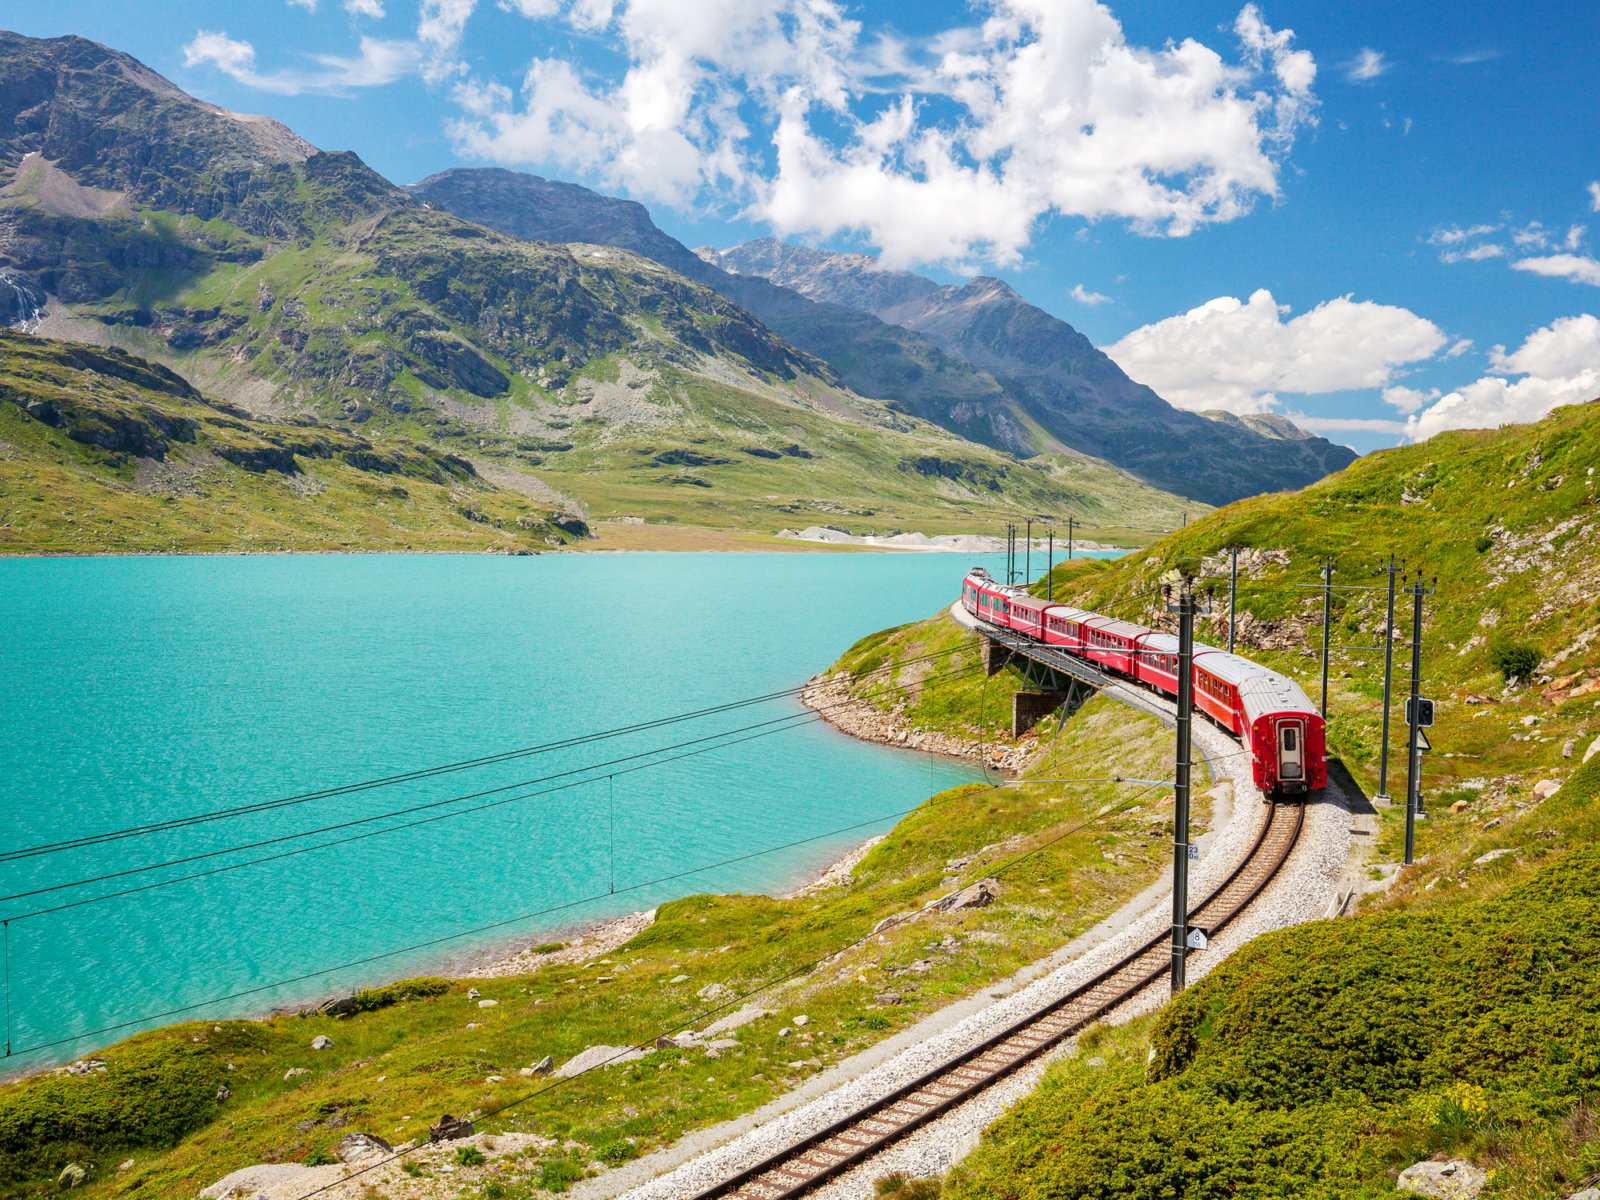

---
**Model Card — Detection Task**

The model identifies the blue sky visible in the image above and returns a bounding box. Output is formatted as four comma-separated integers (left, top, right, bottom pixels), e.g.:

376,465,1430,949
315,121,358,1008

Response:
7,0,1600,451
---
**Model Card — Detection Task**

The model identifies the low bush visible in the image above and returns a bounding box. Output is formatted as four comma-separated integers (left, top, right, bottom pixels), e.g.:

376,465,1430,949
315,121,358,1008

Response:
1487,634,1542,680
345,977,451,1014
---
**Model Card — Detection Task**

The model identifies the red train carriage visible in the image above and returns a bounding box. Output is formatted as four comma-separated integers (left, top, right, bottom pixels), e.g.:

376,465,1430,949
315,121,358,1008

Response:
961,568,1324,801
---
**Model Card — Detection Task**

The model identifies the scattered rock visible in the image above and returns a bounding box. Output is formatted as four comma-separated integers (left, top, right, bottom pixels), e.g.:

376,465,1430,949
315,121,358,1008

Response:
58,1163,86,1189
873,991,905,1006
1532,779,1562,800
1449,800,1472,814
336,1132,393,1166
1567,1188,1600,1200
216,1085,231,1101
696,982,726,1001
477,999,499,1008
530,1055,553,1074
931,878,1002,913
1396,1158,1489,1198
669,974,691,984
1473,848,1518,866
777,1027,793,1039
708,1038,741,1051
199,1164,318,1199
555,1045,649,1077
871,912,917,936
467,988,480,999
117,1160,134,1172
283,1067,310,1080
429,1114,475,1143
704,1047,722,1060
319,995,360,1017
311,1035,333,1051
1085,1057,1105,1067
1585,735,1600,764
1463,693,1498,705
518,1067,535,1077
793,1015,810,1027
1563,739,1576,758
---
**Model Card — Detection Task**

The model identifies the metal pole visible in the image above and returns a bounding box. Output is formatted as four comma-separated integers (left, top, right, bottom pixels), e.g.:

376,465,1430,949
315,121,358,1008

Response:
1227,546,1238,654
1067,517,1076,561
1025,519,1032,585
1377,555,1398,802
1320,558,1332,719
1046,532,1053,602
1404,578,1425,865
1170,587,1195,994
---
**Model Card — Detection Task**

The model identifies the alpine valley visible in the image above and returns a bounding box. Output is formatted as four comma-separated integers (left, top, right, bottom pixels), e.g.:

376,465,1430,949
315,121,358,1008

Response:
0,30,1355,554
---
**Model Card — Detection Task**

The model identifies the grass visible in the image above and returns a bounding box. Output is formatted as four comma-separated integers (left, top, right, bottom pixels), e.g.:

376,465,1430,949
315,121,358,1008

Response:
0,611,1200,1199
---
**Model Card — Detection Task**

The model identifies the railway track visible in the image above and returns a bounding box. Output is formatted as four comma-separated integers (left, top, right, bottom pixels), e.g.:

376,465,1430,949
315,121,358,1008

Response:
689,800,1305,1200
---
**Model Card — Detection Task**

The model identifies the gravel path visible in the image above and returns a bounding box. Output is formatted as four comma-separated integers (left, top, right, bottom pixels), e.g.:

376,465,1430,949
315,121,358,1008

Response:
608,612,1357,1200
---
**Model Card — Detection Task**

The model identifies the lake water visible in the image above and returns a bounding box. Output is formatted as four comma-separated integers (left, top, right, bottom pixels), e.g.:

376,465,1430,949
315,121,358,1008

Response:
0,549,1115,1069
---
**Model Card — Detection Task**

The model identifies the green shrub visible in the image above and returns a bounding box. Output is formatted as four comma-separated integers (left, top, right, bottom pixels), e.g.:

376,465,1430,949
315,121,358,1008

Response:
1474,533,1493,553
0,1040,221,1184
597,1138,638,1166
304,1147,335,1166
532,943,563,955
1488,634,1542,680
455,1145,486,1166
538,1157,585,1193
345,977,451,1014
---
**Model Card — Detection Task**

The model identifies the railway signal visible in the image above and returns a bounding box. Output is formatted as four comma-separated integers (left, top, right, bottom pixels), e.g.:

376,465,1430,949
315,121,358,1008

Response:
1372,555,1407,805
1161,576,1212,994
1402,574,1437,865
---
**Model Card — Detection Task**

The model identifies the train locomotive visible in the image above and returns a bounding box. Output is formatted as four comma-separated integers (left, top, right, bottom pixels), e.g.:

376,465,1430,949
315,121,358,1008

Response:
962,568,1326,801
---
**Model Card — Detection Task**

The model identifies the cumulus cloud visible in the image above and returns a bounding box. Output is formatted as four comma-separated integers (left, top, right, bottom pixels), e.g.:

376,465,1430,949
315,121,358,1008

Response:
451,0,1318,265
1440,243,1503,264
1344,47,1388,82
1382,385,1438,414
1404,314,1600,441
1512,254,1600,288
346,0,387,17
1070,284,1112,306
1591,181,1600,212
1431,223,1499,245
1104,288,1447,414
184,29,420,93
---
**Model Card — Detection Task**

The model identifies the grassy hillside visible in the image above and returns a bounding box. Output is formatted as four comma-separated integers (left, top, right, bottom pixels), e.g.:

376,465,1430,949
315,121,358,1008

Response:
0,329,590,553
0,33,1197,545
0,685,1202,1199
916,400,1600,1199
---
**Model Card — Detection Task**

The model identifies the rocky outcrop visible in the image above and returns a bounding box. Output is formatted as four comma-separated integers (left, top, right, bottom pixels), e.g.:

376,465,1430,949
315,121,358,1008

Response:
800,672,1040,773
1396,1159,1488,1198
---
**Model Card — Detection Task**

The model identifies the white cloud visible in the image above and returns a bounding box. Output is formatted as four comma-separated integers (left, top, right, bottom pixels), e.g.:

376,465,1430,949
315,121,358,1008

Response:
1381,385,1438,414
345,0,386,17
1590,181,1600,212
289,0,318,11
1440,243,1503,264
499,0,560,14
1512,254,1600,288
185,27,421,94
1404,314,1600,441
452,0,1318,265
418,0,476,82
1070,284,1112,306
1105,288,1447,414
1431,223,1499,245
1344,47,1388,82
1445,338,1473,358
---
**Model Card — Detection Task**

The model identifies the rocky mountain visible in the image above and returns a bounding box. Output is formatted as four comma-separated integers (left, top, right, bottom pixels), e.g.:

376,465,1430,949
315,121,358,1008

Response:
0,30,1192,542
705,238,1359,503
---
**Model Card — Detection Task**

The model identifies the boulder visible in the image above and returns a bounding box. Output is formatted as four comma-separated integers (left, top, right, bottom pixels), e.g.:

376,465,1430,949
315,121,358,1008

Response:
1567,1189,1600,1200
1532,779,1562,800
874,991,906,1006
1585,735,1600,764
478,999,498,1008
311,1035,334,1050
1396,1158,1488,1198
319,995,360,1016
283,1067,310,1080
793,1015,809,1027
336,1132,393,1166
198,1164,318,1199
116,1160,134,1172
468,988,481,999
429,1114,475,1143
1564,740,1577,759
58,1163,87,1189
1474,848,1518,866
555,1044,649,1077
669,974,690,984
932,878,1002,912
529,1055,553,1075
695,982,726,1001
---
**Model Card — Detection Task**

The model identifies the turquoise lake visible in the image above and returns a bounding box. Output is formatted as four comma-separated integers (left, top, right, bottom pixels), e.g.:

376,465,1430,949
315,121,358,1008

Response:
0,549,1118,1069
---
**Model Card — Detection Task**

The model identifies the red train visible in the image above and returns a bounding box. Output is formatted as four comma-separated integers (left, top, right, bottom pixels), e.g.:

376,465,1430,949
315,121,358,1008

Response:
962,568,1326,801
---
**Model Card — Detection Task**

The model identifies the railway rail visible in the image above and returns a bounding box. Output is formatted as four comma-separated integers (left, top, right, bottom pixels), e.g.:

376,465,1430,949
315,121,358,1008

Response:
688,799,1305,1200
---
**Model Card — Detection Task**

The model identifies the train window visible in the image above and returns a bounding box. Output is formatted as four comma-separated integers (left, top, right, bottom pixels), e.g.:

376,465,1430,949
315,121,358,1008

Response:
1283,727,1298,752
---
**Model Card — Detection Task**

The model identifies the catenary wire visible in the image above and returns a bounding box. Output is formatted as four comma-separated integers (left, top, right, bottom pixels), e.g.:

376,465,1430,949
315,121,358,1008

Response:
1,643,976,865
2,661,988,917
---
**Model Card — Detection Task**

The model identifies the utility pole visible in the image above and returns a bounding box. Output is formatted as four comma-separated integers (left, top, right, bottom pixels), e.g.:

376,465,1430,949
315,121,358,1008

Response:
1065,516,1078,561
1319,558,1334,719
1163,578,1210,994
1227,546,1239,654
1374,555,1404,804
1025,518,1032,585
1403,575,1436,865
1046,531,1054,601
1004,523,1014,585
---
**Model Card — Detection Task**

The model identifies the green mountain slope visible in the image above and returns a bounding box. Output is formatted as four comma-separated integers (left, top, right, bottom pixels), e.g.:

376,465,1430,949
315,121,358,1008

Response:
405,169,1354,507
937,398,1600,1199
0,328,587,552
0,31,1194,544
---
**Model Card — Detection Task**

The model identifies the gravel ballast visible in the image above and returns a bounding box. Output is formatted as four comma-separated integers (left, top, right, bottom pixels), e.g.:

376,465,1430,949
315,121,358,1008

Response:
607,614,1357,1200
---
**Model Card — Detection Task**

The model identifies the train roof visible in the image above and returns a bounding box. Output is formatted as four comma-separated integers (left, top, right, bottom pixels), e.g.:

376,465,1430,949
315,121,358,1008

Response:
1135,632,1179,653
1010,594,1051,613
1239,672,1319,720
1043,605,1096,622
1193,650,1273,685
1083,613,1152,640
